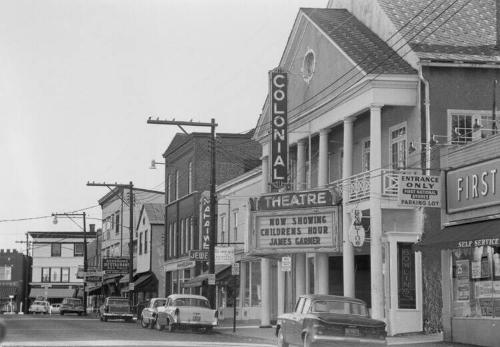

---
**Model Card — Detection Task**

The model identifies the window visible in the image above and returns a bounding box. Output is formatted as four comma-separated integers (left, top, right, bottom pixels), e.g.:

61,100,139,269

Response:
41,268,50,282
188,162,193,193
175,170,179,200
51,243,61,257
144,230,148,254
0,266,12,280
173,222,177,257
362,138,370,172
233,210,239,242
220,214,226,244
74,243,84,257
302,50,316,83
451,245,500,318
51,267,61,282
167,174,172,203
139,233,143,255
106,248,110,258
181,219,185,255
169,223,174,258
61,268,70,282
189,218,194,251
390,123,407,169
448,110,497,145
115,213,120,234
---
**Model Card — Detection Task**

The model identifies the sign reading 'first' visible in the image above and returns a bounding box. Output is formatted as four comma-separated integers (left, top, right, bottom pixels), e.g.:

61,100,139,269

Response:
270,69,288,187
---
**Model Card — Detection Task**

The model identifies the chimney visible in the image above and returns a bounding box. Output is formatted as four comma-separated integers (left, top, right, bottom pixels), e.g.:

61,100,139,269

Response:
89,224,95,232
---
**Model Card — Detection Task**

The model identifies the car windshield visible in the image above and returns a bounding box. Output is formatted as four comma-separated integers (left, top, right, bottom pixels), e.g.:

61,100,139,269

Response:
108,299,129,305
173,298,209,308
311,300,368,316
153,299,166,307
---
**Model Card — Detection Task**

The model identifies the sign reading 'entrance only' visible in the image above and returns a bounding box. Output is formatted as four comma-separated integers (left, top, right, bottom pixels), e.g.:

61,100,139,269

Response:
397,174,441,208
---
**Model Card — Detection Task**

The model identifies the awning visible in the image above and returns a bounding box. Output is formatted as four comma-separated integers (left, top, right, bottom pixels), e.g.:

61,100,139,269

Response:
183,265,231,288
85,284,102,293
103,273,122,285
415,219,500,250
119,274,130,284
29,288,75,298
0,286,18,299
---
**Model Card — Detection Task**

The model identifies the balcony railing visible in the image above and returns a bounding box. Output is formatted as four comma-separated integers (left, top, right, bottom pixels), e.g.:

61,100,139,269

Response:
329,169,403,204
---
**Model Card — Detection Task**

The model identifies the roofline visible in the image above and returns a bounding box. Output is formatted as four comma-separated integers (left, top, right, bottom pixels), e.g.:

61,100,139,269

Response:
216,166,262,193
420,60,500,69
27,231,97,238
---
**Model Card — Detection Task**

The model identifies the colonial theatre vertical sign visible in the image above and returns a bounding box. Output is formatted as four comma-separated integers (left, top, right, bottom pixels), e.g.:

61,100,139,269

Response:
270,69,288,189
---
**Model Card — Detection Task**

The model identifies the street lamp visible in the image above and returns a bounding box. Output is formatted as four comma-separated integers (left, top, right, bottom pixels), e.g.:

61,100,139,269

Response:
149,159,165,169
52,212,87,315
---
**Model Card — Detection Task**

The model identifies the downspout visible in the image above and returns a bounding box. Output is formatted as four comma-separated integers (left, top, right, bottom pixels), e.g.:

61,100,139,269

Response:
418,65,431,174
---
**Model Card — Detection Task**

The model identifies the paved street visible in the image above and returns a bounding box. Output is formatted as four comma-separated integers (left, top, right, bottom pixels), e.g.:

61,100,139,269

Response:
0,314,273,347
0,314,482,347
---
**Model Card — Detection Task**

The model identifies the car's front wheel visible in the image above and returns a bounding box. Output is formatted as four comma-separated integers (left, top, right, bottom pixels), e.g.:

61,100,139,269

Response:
140,317,149,328
277,328,289,347
154,320,165,331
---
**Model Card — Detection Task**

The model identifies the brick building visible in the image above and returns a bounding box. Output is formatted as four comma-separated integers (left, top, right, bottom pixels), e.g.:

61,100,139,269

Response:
161,131,260,298
0,249,28,313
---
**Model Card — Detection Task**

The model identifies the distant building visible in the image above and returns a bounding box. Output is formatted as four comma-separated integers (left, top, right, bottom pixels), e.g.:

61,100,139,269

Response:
28,231,96,303
0,249,28,313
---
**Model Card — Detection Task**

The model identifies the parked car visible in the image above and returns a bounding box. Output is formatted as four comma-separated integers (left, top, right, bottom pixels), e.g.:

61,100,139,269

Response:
99,296,133,322
28,300,50,314
50,303,61,314
140,298,167,329
60,298,84,316
154,294,218,332
276,295,387,347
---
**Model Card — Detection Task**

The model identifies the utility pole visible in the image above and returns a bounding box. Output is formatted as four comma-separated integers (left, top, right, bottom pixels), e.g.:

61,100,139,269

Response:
52,212,87,315
147,117,218,308
87,181,134,308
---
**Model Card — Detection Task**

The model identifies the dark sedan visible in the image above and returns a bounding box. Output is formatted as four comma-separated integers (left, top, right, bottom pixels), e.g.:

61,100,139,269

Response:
276,294,387,347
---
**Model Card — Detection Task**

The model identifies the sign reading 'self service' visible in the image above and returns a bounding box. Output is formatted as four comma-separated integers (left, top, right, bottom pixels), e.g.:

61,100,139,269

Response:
254,207,339,253
269,69,288,187
446,157,500,213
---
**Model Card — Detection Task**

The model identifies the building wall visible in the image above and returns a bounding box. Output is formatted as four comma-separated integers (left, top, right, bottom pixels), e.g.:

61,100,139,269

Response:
150,224,164,297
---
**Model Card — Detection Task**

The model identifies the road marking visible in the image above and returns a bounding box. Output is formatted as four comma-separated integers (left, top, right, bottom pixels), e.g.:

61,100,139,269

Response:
0,341,275,347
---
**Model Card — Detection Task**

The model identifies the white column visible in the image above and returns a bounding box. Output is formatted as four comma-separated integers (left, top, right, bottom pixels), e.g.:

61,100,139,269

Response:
277,261,285,316
260,258,271,327
370,105,384,320
318,128,329,187
317,128,330,294
261,155,269,193
342,118,355,297
297,140,306,191
295,254,306,298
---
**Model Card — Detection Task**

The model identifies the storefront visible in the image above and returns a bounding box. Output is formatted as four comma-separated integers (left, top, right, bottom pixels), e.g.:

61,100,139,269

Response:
418,138,500,347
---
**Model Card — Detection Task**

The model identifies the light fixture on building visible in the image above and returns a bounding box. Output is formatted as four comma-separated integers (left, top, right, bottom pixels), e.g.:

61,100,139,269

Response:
149,159,165,169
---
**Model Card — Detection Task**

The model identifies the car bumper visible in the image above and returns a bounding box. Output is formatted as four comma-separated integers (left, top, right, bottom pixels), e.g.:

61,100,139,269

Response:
177,320,218,327
312,334,387,345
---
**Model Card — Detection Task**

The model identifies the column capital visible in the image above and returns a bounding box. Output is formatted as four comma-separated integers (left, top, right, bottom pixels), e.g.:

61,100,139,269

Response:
343,116,356,124
297,138,307,147
370,104,384,111
319,128,330,136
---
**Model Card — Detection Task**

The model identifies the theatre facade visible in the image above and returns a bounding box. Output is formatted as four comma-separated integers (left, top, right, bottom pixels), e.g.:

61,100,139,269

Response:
250,7,429,335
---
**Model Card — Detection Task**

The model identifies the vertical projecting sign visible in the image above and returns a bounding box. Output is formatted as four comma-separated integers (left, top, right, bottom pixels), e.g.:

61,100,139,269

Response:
201,196,210,250
270,69,288,187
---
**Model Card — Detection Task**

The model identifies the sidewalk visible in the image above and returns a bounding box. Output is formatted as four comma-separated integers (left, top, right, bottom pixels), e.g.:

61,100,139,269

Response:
214,319,444,345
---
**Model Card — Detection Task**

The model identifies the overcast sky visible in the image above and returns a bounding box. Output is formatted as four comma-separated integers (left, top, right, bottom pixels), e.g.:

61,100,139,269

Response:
0,0,326,251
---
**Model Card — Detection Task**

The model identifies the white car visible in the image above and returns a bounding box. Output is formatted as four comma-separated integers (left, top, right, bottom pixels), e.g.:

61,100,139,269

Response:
155,294,218,332
50,303,61,314
140,298,167,329
29,300,50,314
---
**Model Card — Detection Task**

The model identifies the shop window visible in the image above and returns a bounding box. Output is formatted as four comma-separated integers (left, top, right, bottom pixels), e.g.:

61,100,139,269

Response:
61,267,70,282
251,261,261,306
397,243,416,309
0,266,11,281
51,243,61,257
308,257,315,294
74,243,84,257
451,246,500,317
41,268,50,282
51,267,61,282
